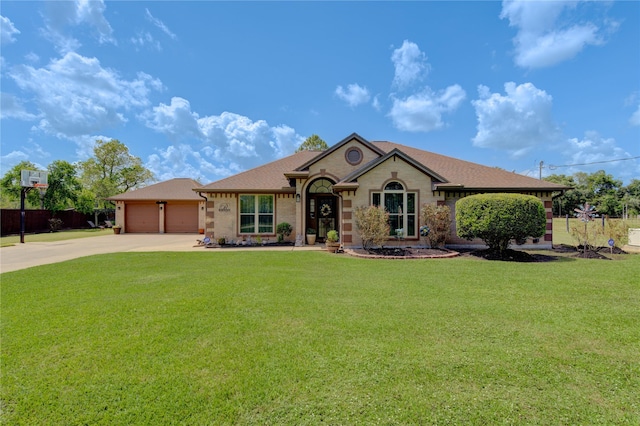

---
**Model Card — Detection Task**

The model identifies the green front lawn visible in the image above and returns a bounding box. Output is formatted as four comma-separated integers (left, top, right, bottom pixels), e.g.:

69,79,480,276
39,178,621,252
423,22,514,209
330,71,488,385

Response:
0,228,112,247
2,252,639,424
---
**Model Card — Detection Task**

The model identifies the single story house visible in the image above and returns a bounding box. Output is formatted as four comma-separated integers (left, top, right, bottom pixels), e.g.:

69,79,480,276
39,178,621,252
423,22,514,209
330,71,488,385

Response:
109,178,206,233
194,133,569,249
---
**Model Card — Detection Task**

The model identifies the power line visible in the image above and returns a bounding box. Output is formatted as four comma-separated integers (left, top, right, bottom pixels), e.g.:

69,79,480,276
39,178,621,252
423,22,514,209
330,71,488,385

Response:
548,156,640,170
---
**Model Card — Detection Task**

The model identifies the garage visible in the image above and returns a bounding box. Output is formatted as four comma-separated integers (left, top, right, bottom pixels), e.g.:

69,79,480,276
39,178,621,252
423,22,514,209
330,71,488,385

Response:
165,202,198,233
108,178,204,234
125,203,160,233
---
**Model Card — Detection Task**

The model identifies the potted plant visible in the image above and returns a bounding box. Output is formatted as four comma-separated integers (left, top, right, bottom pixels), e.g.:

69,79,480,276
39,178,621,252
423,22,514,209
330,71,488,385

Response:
112,225,122,234
276,222,292,243
325,229,340,253
306,228,317,245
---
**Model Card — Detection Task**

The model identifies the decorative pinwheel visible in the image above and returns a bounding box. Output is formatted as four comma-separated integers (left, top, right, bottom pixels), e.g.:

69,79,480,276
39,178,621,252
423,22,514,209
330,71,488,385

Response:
574,203,597,222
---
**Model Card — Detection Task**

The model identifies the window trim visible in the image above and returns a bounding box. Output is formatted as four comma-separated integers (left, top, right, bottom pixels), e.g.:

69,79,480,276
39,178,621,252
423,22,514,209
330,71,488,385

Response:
239,194,274,234
371,181,418,238
345,147,364,165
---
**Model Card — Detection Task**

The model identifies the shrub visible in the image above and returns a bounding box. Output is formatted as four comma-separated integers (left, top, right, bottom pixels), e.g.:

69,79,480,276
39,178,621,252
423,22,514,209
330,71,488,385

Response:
326,230,339,243
456,193,546,253
420,204,451,247
354,205,390,250
48,218,63,232
276,222,292,242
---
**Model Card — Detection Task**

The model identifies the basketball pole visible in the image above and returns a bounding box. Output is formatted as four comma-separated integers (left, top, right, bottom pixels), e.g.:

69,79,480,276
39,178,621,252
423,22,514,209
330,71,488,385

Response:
20,187,30,244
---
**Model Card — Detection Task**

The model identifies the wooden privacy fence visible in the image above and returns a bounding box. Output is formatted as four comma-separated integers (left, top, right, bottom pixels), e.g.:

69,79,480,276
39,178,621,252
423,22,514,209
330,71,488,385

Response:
1,210,94,236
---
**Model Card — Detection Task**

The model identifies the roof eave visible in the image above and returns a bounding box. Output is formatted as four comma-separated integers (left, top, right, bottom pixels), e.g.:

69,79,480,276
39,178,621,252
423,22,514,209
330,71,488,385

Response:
435,185,571,192
196,188,295,194
333,182,360,191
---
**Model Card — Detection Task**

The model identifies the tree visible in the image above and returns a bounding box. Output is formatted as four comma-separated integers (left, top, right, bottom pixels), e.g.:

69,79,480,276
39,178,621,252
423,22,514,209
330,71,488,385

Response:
0,161,41,209
456,193,546,254
584,170,622,216
80,139,153,208
544,174,584,216
43,160,82,213
296,134,329,152
623,179,640,216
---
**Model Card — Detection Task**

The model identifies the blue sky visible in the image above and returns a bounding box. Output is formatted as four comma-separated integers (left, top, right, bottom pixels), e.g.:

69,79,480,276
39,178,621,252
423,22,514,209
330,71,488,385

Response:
1,1,639,185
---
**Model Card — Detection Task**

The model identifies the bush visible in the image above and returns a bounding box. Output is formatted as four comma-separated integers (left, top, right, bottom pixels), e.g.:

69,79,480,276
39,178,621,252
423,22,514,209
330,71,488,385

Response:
48,218,63,232
420,204,451,247
456,193,546,253
276,222,292,242
354,205,390,250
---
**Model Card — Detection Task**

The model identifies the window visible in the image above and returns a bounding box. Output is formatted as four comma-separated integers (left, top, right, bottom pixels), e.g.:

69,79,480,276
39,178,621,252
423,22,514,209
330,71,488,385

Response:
372,182,417,237
240,195,274,234
308,179,333,193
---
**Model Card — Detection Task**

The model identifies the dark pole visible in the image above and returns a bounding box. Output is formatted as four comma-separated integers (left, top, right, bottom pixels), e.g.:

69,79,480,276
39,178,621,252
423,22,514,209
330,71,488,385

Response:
20,187,27,243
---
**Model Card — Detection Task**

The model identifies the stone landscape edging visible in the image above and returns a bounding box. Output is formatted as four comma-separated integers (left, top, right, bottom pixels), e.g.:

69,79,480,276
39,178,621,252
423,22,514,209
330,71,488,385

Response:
343,248,460,260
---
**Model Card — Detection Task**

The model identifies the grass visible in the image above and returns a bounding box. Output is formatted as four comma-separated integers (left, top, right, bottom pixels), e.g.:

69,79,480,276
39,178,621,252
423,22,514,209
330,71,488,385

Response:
0,228,112,247
553,217,640,247
2,251,639,424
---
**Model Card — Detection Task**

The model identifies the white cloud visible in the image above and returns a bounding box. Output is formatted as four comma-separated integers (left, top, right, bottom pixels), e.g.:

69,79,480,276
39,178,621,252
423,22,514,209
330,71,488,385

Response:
335,83,371,107
141,97,202,140
391,40,429,89
0,150,29,174
8,52,163,137
42,0,114,52
472,82,560,157
147,144,222,183
131,31,162,51
388,84,466,132
559,131,637,180
143,96,305,177
0,92,38,120
145,9,177,40
500,0,607,68
372,95,382,112
1,15,20,44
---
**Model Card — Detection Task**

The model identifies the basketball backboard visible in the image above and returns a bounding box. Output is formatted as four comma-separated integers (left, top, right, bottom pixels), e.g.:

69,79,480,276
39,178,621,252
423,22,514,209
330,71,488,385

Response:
20,170,48,188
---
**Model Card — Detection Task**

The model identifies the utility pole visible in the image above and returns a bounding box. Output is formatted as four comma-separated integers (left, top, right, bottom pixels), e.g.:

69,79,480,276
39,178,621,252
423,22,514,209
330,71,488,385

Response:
539,161,544,179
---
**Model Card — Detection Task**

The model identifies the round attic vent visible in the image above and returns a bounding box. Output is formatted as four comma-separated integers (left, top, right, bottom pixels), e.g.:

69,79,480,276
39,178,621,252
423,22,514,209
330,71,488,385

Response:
345,147,363,165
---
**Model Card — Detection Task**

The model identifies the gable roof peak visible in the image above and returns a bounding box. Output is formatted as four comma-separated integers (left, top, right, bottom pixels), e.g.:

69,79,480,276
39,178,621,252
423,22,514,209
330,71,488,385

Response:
295,132,385,171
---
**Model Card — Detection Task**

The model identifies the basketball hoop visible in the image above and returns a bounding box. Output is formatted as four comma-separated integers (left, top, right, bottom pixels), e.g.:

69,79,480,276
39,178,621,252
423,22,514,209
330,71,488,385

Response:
33,183,49,194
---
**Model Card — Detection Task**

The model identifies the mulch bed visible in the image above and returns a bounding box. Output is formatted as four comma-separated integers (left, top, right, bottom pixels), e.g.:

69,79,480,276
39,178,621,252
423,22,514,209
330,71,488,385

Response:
347,245,629,262
346,247,459,259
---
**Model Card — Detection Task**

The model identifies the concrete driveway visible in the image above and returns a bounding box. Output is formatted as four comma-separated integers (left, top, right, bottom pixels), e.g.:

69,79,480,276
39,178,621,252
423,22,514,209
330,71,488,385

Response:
0,234,205,273
1,234,322,273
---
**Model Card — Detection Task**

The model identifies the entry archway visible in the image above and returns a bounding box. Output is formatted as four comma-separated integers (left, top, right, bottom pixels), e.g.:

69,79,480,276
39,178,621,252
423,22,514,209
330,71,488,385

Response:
305,178,338,242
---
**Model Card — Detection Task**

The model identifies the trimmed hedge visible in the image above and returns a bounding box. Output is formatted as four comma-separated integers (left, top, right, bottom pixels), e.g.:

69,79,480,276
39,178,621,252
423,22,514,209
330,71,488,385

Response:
456,193,546,253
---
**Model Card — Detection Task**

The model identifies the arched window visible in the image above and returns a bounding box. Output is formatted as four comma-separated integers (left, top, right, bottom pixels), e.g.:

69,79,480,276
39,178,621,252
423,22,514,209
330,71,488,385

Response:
372,181,416,238
308,178,333,193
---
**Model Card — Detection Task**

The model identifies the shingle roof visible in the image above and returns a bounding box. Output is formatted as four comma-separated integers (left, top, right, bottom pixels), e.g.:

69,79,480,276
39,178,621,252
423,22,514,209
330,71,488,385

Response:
108,178,204,201
372,141,568,191
197,150,320,192
197,135,569,193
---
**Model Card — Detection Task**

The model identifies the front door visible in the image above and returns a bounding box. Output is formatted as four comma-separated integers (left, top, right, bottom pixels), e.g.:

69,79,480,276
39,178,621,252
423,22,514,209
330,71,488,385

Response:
307,195,338,242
